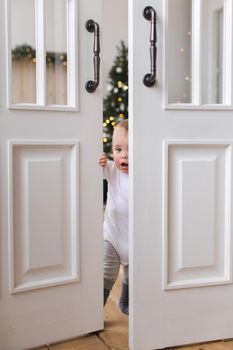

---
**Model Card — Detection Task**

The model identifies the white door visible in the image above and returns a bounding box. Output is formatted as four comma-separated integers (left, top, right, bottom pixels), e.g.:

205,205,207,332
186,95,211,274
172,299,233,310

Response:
0,0,103,349
129,0,233,349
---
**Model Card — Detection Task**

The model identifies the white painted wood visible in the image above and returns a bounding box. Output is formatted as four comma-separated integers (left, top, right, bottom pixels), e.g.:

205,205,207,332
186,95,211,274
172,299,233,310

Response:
67,0,78,107
35,0,46,105
164,141,232,290
8,141,80,293
129,0,233,349
0,0,103,349
192,0,201,105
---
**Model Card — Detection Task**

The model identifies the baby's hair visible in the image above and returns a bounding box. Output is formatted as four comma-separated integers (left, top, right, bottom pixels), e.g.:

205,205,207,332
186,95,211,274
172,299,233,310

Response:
114,119,128,132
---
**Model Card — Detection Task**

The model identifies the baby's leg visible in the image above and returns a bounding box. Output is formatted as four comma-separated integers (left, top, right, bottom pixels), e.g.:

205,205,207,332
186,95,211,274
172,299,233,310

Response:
119,265,129,315
103,240,120,305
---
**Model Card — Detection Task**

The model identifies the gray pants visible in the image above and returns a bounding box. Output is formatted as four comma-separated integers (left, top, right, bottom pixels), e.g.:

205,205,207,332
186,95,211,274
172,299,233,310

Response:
104,240,128,291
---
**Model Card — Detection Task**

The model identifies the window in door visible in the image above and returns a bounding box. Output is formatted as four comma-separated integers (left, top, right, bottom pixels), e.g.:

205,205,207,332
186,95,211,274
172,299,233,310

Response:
166,0,232,109
8,0,77,110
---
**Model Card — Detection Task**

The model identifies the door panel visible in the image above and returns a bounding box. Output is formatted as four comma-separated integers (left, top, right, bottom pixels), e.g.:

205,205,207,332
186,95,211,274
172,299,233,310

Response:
9,142,79,293
164,141,231,290
129,0,233,349
0,0,103,349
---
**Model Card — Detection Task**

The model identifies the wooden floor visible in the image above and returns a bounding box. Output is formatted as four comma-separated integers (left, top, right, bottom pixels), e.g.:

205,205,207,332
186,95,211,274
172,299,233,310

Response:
36,272,233,350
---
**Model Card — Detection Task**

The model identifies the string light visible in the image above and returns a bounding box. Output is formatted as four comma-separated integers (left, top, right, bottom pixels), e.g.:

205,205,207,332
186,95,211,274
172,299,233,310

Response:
111,122,115,126
118,97,122,102
117,81,123,88
103,122,107,127
12,45,67,66
103,138,108,143
109,116,114,121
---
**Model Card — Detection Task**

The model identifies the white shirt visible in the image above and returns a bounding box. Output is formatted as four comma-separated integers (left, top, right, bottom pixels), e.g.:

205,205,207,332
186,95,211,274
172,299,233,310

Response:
103,160,129,265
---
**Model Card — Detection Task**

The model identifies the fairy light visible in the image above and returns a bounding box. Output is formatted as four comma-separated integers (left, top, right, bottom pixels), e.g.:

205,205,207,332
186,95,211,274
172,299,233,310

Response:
103,122,107,127
103,138,108,143
111,122,115,126
12,45,67,66
117,81,123,88
118,97,122,102
109,116,114,121
119,113,124,118
106,119,110,124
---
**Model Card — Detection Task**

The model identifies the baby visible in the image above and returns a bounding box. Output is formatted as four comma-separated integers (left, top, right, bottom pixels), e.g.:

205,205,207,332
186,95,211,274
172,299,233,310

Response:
99,119,129,314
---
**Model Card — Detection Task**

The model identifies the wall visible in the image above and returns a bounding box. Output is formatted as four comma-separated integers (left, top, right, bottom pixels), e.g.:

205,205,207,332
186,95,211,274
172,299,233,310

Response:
102,0,128,95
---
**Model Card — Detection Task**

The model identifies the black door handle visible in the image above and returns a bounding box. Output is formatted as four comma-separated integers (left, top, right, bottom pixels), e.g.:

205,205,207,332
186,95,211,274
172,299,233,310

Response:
143,6,157,87
85,19,100,93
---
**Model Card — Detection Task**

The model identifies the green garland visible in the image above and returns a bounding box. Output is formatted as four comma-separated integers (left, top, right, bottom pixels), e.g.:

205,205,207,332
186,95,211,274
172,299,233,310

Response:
12,44,67,65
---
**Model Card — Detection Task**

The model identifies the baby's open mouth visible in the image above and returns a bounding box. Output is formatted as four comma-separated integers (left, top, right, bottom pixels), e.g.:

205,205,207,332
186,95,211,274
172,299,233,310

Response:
121,162,128,167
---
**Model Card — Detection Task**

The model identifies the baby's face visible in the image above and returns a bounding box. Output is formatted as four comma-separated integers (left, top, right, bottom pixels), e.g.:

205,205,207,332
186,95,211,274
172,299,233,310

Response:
112,127,128,174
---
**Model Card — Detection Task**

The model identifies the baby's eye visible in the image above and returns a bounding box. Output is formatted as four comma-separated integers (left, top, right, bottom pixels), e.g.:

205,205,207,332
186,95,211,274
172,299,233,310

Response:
115,148,121,152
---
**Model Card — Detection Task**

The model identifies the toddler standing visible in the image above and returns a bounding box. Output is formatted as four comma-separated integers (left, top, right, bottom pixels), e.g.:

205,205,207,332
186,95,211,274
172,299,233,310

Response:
98,119,129,314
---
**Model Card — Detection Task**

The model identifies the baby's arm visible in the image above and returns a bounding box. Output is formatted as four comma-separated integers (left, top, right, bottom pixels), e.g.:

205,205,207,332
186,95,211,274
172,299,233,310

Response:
98,153,107,167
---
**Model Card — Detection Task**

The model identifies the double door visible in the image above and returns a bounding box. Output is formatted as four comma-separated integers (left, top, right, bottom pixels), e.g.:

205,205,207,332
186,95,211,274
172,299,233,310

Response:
1,0,233,349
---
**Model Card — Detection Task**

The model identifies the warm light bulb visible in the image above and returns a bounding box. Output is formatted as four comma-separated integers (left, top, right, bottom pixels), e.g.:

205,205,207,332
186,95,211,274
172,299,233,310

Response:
118,81,123,88
109,116,114,121
118,97,122,102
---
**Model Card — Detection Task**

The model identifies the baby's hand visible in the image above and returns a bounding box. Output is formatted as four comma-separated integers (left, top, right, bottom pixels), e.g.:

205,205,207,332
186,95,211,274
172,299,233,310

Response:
98,153,107,167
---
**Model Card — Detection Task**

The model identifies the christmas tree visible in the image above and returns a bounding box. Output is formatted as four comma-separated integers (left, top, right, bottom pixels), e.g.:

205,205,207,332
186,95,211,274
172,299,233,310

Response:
103,41,128,157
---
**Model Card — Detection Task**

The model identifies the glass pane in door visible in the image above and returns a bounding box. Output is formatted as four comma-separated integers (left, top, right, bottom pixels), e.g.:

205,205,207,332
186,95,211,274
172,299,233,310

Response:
11,0,36,104
46,0,67,105
167,0,192,104
201,0,224,104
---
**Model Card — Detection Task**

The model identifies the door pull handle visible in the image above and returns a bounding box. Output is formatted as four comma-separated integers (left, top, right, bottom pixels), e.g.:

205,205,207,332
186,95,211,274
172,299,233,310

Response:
143,6,157,87
85,19,100,93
